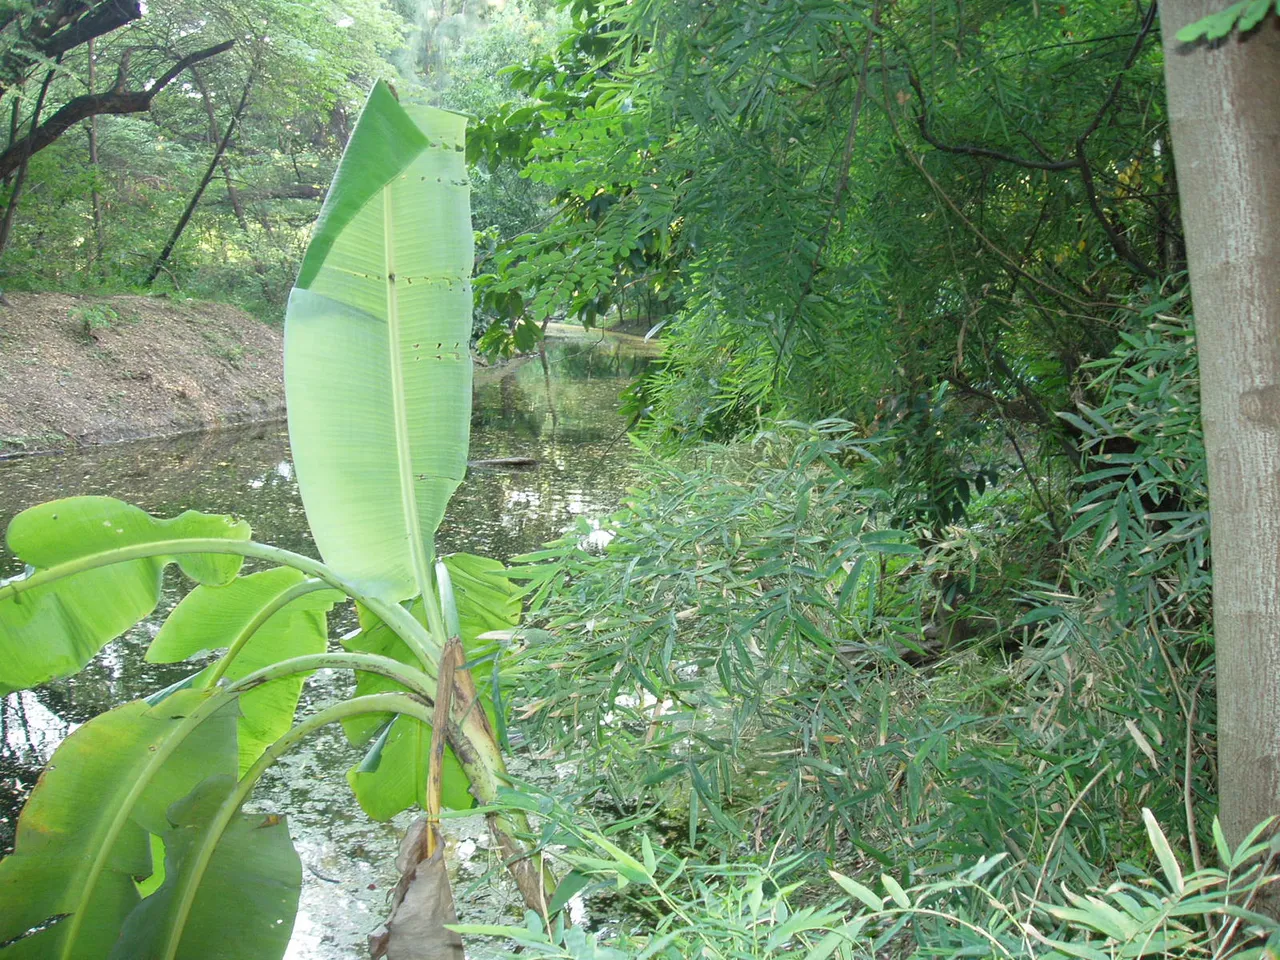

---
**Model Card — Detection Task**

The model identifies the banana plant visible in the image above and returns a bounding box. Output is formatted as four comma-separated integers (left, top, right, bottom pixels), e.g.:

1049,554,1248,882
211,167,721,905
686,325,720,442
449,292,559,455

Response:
0,80,553,960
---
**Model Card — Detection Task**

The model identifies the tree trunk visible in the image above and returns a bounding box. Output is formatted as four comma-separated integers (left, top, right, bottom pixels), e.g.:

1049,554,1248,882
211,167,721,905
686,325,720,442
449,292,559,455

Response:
1159,5,1280,860
0,60,59,259
86,38,105,268
145,73,253,286
190,65,249,232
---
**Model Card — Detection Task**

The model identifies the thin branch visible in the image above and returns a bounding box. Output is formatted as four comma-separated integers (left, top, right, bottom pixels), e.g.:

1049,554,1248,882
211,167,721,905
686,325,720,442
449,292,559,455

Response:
146,68,254,284
991,350,1082,470
900,141,1100,312
0,57,60,256
1077,0,1157,144
985,30,1141,65
906,71,1080,171
1006,426,1063,539
1075,137,1156,278
905,1,1155,176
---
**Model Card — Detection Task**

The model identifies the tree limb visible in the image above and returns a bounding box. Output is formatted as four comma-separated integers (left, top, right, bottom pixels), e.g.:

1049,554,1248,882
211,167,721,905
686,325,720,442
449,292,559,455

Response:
37,0,141,59
145,67,254,284
1075,137,1157,278
0,0,142,98
906,71,1080,172
0,58,60,256
0,39,234,179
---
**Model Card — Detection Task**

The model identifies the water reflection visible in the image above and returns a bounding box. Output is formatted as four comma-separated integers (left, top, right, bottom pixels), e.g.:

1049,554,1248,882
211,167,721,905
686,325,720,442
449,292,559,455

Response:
0,334,647,958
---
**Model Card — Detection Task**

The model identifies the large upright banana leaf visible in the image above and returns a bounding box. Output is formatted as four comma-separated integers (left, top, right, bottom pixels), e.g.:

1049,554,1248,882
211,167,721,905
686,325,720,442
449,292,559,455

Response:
285,81,473,602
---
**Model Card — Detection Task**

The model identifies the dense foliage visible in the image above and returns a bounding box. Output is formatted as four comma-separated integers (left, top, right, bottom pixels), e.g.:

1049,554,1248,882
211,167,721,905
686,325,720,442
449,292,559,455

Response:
460,0,1275,953
0,0,558,318
3,0,1279,955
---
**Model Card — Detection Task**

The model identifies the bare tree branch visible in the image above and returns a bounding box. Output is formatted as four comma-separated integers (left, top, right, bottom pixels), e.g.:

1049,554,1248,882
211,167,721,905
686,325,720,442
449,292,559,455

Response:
906,1,1158,173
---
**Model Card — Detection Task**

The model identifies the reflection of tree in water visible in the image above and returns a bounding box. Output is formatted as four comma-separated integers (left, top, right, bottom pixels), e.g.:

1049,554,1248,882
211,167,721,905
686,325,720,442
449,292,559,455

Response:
472,339,651,445
1,697,45,855
550,340,652,380
540,346,560,434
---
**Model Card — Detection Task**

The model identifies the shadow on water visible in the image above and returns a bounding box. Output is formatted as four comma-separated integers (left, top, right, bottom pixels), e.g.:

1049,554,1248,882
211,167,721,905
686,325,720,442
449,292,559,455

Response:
0,333,648,959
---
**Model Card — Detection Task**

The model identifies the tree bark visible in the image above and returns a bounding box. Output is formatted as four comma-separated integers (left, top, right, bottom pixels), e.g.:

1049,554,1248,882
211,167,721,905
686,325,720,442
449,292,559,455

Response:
0,60,60,258
1159,4,1280,861
189,65,249,232
86,37,105,267
144,72,253,286
0,0,142,100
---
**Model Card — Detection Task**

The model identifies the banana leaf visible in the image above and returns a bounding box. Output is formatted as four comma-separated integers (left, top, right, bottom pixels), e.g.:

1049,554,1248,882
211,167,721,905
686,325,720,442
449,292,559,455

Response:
0,691,241,960
285,80,473,603
341,554,517,819
109,777,301,960
146,567,345,773
0,497,250,695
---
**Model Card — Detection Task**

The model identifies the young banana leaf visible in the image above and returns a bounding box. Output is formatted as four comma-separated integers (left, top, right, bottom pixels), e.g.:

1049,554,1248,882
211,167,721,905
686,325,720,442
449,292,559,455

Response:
285,79,473,605
282,88,555,911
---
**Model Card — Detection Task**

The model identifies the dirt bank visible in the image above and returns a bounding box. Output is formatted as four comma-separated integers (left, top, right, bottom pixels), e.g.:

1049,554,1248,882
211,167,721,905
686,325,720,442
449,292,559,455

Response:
0,297,660,459
0,293,283,457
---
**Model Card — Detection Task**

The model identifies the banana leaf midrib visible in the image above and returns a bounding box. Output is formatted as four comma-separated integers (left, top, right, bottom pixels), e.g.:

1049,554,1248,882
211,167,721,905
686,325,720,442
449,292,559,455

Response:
381,185,435,604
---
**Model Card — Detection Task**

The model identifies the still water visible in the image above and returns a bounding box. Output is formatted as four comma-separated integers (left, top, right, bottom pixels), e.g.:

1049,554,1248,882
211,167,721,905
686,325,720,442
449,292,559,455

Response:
0,333,652,958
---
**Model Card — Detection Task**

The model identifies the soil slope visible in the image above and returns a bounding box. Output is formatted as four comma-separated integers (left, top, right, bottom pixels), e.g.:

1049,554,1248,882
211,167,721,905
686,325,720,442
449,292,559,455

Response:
0,293,283,457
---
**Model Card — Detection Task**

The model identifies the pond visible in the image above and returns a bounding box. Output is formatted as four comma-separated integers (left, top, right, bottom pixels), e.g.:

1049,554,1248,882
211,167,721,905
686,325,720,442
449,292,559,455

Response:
0,330,654,959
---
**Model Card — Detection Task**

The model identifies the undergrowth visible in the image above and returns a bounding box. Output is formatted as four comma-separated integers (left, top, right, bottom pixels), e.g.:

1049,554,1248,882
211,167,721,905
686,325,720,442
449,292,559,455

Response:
488,302,1267,955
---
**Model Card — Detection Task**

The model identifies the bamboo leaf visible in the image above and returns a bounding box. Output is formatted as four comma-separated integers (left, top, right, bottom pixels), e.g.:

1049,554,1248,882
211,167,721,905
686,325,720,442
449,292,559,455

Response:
881,873,911,909
1142,807,1184,895
828,870,883,911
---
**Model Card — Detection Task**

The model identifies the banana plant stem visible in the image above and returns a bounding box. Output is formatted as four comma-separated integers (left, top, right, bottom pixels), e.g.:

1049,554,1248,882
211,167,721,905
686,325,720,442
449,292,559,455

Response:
204,578,335,687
